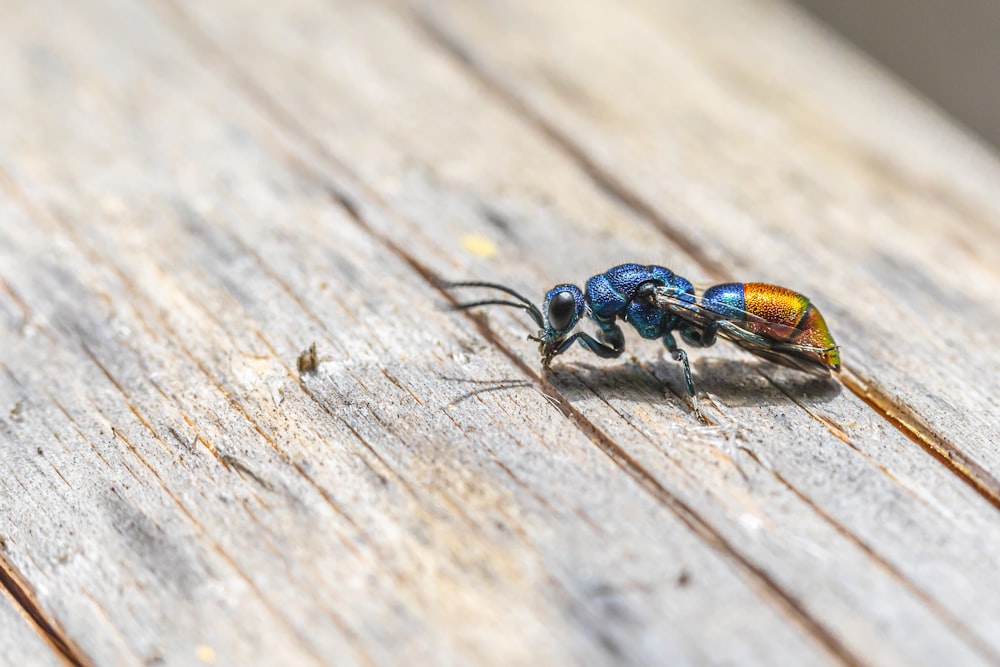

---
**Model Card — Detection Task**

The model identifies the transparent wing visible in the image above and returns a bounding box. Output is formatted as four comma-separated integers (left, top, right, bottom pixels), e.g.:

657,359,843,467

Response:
652,285,717,327
712,331,833,376
652,285,837,375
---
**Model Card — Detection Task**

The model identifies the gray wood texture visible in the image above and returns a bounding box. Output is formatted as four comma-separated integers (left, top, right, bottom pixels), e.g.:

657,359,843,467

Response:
0,584,65,667
1,0,999,665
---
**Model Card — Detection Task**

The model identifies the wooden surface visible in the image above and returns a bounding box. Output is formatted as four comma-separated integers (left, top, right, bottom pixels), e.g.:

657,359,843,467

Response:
0,585,66,667
2,0,1000,665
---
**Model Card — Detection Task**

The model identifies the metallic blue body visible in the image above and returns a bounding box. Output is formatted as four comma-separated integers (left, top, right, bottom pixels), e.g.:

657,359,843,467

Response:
700,283,746,320
584,263,695,341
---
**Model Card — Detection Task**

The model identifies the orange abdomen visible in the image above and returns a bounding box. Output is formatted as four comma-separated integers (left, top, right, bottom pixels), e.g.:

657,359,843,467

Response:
701,282,840,370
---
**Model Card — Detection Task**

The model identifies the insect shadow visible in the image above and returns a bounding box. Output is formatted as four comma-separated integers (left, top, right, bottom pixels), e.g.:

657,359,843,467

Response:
546,357,841,409
437,374,534,406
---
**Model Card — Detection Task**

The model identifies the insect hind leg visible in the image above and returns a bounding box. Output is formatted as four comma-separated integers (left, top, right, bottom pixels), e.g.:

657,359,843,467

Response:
663,331,705,422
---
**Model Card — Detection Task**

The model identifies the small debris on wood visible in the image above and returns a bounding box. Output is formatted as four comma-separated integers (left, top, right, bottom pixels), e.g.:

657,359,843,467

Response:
297,342,319,375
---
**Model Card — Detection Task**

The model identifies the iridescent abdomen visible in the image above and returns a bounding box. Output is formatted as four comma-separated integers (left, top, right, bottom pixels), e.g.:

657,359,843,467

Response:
701,282,840,370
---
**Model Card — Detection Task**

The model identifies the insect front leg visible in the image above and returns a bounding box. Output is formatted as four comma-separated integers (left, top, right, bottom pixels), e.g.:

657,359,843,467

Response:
564,324,625,360
542,330,623,368
576,333,625,359
550,320,625,363
663,331,705,422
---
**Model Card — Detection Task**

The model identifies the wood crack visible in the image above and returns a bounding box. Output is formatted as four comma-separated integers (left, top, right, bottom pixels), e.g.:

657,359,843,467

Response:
841,368,1000,512
741,447,1000,666
0,555,93,667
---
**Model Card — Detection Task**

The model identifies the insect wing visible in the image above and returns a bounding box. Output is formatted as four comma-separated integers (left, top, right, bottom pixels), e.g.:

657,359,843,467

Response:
713,324,834,376
653,285,838,375
651,284,720,327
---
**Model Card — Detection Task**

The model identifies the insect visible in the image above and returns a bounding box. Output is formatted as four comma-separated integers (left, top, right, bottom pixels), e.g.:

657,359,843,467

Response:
444,263,840,420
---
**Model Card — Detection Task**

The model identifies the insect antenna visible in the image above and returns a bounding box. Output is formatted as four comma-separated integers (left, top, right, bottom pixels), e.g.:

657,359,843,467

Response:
441,280,544,327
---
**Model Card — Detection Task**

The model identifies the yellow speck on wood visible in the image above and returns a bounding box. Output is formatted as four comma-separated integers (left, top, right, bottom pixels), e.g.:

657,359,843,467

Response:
196,645,217,664
461,233,497,258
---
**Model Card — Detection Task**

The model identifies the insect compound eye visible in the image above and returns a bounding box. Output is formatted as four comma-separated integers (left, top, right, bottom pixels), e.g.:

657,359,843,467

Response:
547,290,577,332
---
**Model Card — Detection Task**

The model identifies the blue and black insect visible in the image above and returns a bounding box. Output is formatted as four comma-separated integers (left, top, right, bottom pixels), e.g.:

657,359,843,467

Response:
445,263,840,420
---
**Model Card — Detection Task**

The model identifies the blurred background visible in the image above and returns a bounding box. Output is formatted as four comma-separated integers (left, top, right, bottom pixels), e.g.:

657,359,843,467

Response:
796,0,1000,150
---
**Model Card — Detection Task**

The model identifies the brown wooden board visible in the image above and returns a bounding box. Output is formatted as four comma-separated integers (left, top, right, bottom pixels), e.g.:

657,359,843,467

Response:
1,0,999,665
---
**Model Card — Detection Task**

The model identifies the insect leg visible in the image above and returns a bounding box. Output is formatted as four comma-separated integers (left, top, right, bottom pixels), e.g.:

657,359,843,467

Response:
680,323,716,348
663,331,705,421
662,331,695,396
541,331,623,368
595,321,626,353
680,327,703,347
683,321,720,347
565,332,624,359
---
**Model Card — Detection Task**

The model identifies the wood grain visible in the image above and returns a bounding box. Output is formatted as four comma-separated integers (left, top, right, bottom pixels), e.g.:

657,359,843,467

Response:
1,0,999,665
0,580,66,667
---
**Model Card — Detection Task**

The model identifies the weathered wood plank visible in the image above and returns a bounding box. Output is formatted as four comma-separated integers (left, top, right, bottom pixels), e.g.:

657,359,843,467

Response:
0,0,873,665
0,583,66,667
4,0,1000,664
160,0,1000,664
